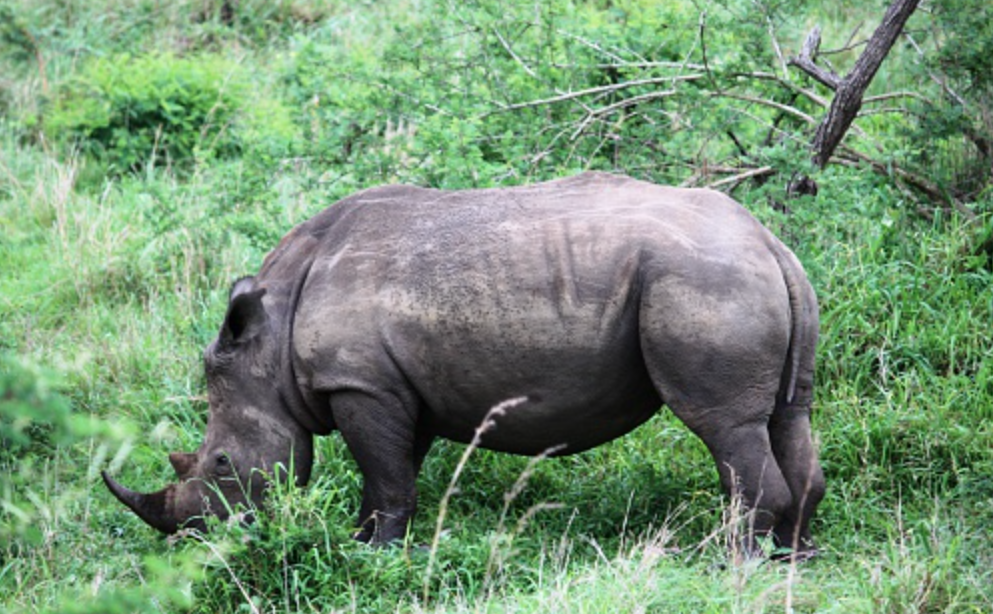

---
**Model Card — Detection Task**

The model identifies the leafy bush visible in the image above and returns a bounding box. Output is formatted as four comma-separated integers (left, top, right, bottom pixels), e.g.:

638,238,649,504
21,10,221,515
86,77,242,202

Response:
1,353,111,550
888,0,993,201
0,353,76,460
40,53,247,172
280,0,828,197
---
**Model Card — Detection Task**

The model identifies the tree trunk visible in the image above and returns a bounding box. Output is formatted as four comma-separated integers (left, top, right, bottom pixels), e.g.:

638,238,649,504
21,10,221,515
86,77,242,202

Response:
810,0,920,169
787,0,921,197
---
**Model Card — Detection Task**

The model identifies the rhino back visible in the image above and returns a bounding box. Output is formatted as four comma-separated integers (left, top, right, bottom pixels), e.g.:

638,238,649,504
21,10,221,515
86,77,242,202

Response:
285,172,791,453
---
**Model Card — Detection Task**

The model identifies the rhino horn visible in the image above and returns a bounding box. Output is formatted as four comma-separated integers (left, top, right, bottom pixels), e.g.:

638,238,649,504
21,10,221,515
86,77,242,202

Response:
101,471,180,534
168,452,197,480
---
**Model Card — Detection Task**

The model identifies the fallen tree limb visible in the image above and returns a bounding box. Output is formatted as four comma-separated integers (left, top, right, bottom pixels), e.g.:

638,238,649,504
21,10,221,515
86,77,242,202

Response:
834,146,976,219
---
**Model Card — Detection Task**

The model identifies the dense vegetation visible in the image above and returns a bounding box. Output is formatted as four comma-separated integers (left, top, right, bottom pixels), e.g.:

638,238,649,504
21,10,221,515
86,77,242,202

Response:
2,0,991,611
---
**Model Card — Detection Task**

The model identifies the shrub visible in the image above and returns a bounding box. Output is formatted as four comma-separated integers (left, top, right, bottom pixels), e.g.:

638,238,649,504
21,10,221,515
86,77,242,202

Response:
40,53,247,173
0,353,75,461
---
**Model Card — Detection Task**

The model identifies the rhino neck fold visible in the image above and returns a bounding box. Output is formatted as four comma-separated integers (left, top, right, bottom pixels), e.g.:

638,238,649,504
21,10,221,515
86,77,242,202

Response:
273,259,335,437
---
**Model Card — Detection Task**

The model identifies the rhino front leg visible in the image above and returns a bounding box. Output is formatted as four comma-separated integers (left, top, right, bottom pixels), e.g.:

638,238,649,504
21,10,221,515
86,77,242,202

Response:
331,390,428,544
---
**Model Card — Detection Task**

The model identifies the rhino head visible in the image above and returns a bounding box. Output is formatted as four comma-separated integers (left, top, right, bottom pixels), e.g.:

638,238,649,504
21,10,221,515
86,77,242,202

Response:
103,277,314,534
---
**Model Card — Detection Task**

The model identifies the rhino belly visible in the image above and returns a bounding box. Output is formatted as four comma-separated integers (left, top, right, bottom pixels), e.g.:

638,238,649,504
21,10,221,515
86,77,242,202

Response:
415,338,664,456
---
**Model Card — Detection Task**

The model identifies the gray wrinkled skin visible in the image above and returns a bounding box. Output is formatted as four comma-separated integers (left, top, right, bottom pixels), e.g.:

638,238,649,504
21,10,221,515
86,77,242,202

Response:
104,172,824,554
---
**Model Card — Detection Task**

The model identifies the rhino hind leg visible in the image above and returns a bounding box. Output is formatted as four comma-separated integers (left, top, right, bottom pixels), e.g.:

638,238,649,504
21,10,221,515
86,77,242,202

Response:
648,366,812,556
674,396,796,557
768,298,824,556
638,285,802,555
647,365,822,557
768,384,825,555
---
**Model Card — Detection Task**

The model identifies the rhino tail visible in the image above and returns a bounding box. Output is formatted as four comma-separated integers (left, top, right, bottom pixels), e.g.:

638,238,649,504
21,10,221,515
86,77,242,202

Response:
771,241,818,406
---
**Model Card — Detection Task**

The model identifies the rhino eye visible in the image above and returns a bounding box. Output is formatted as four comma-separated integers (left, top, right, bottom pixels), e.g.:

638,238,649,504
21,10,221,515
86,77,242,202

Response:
214,453,232,475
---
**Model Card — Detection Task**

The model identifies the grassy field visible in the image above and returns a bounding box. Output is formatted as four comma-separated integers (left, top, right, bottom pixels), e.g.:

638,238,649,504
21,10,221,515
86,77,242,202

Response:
2,0,992,612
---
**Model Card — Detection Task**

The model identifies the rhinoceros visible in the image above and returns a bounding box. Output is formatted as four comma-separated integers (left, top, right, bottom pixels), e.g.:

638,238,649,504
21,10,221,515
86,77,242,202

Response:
103,172,824,554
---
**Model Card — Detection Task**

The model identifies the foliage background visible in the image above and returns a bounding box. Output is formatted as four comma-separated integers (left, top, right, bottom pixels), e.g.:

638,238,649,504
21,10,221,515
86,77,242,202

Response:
1,0,991,612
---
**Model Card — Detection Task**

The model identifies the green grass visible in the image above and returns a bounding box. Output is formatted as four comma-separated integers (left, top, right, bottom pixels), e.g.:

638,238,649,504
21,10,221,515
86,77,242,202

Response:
3,0,993,611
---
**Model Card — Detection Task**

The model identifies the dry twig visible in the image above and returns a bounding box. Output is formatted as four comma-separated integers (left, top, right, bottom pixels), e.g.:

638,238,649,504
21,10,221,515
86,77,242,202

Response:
707,166,776,189
490,74,704,115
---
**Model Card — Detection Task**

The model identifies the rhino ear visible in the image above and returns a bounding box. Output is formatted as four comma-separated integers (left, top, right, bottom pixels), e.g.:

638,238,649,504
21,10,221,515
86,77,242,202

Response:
169,452,197,480
220,278,268,347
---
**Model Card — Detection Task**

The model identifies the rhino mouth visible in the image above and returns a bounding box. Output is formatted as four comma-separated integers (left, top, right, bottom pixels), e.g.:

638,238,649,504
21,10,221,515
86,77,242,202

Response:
102,471,182,534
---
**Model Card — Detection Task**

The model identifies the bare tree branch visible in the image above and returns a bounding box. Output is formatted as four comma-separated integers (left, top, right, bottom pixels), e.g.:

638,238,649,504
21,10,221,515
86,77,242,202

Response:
588,90,679,117
555,29,641,66
857,106,914,118
788,26,842,90
764,14,789,79
493,28,537,80
741,71,828,107
489,74,703,115
493,27,596,115
551,61,708,71
699,11,720,92
862,90,933,105
726,130,750,159
904,32,967,107
716,93,818,124
569,90,678,140
820,21,868,55
679,162,781,192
